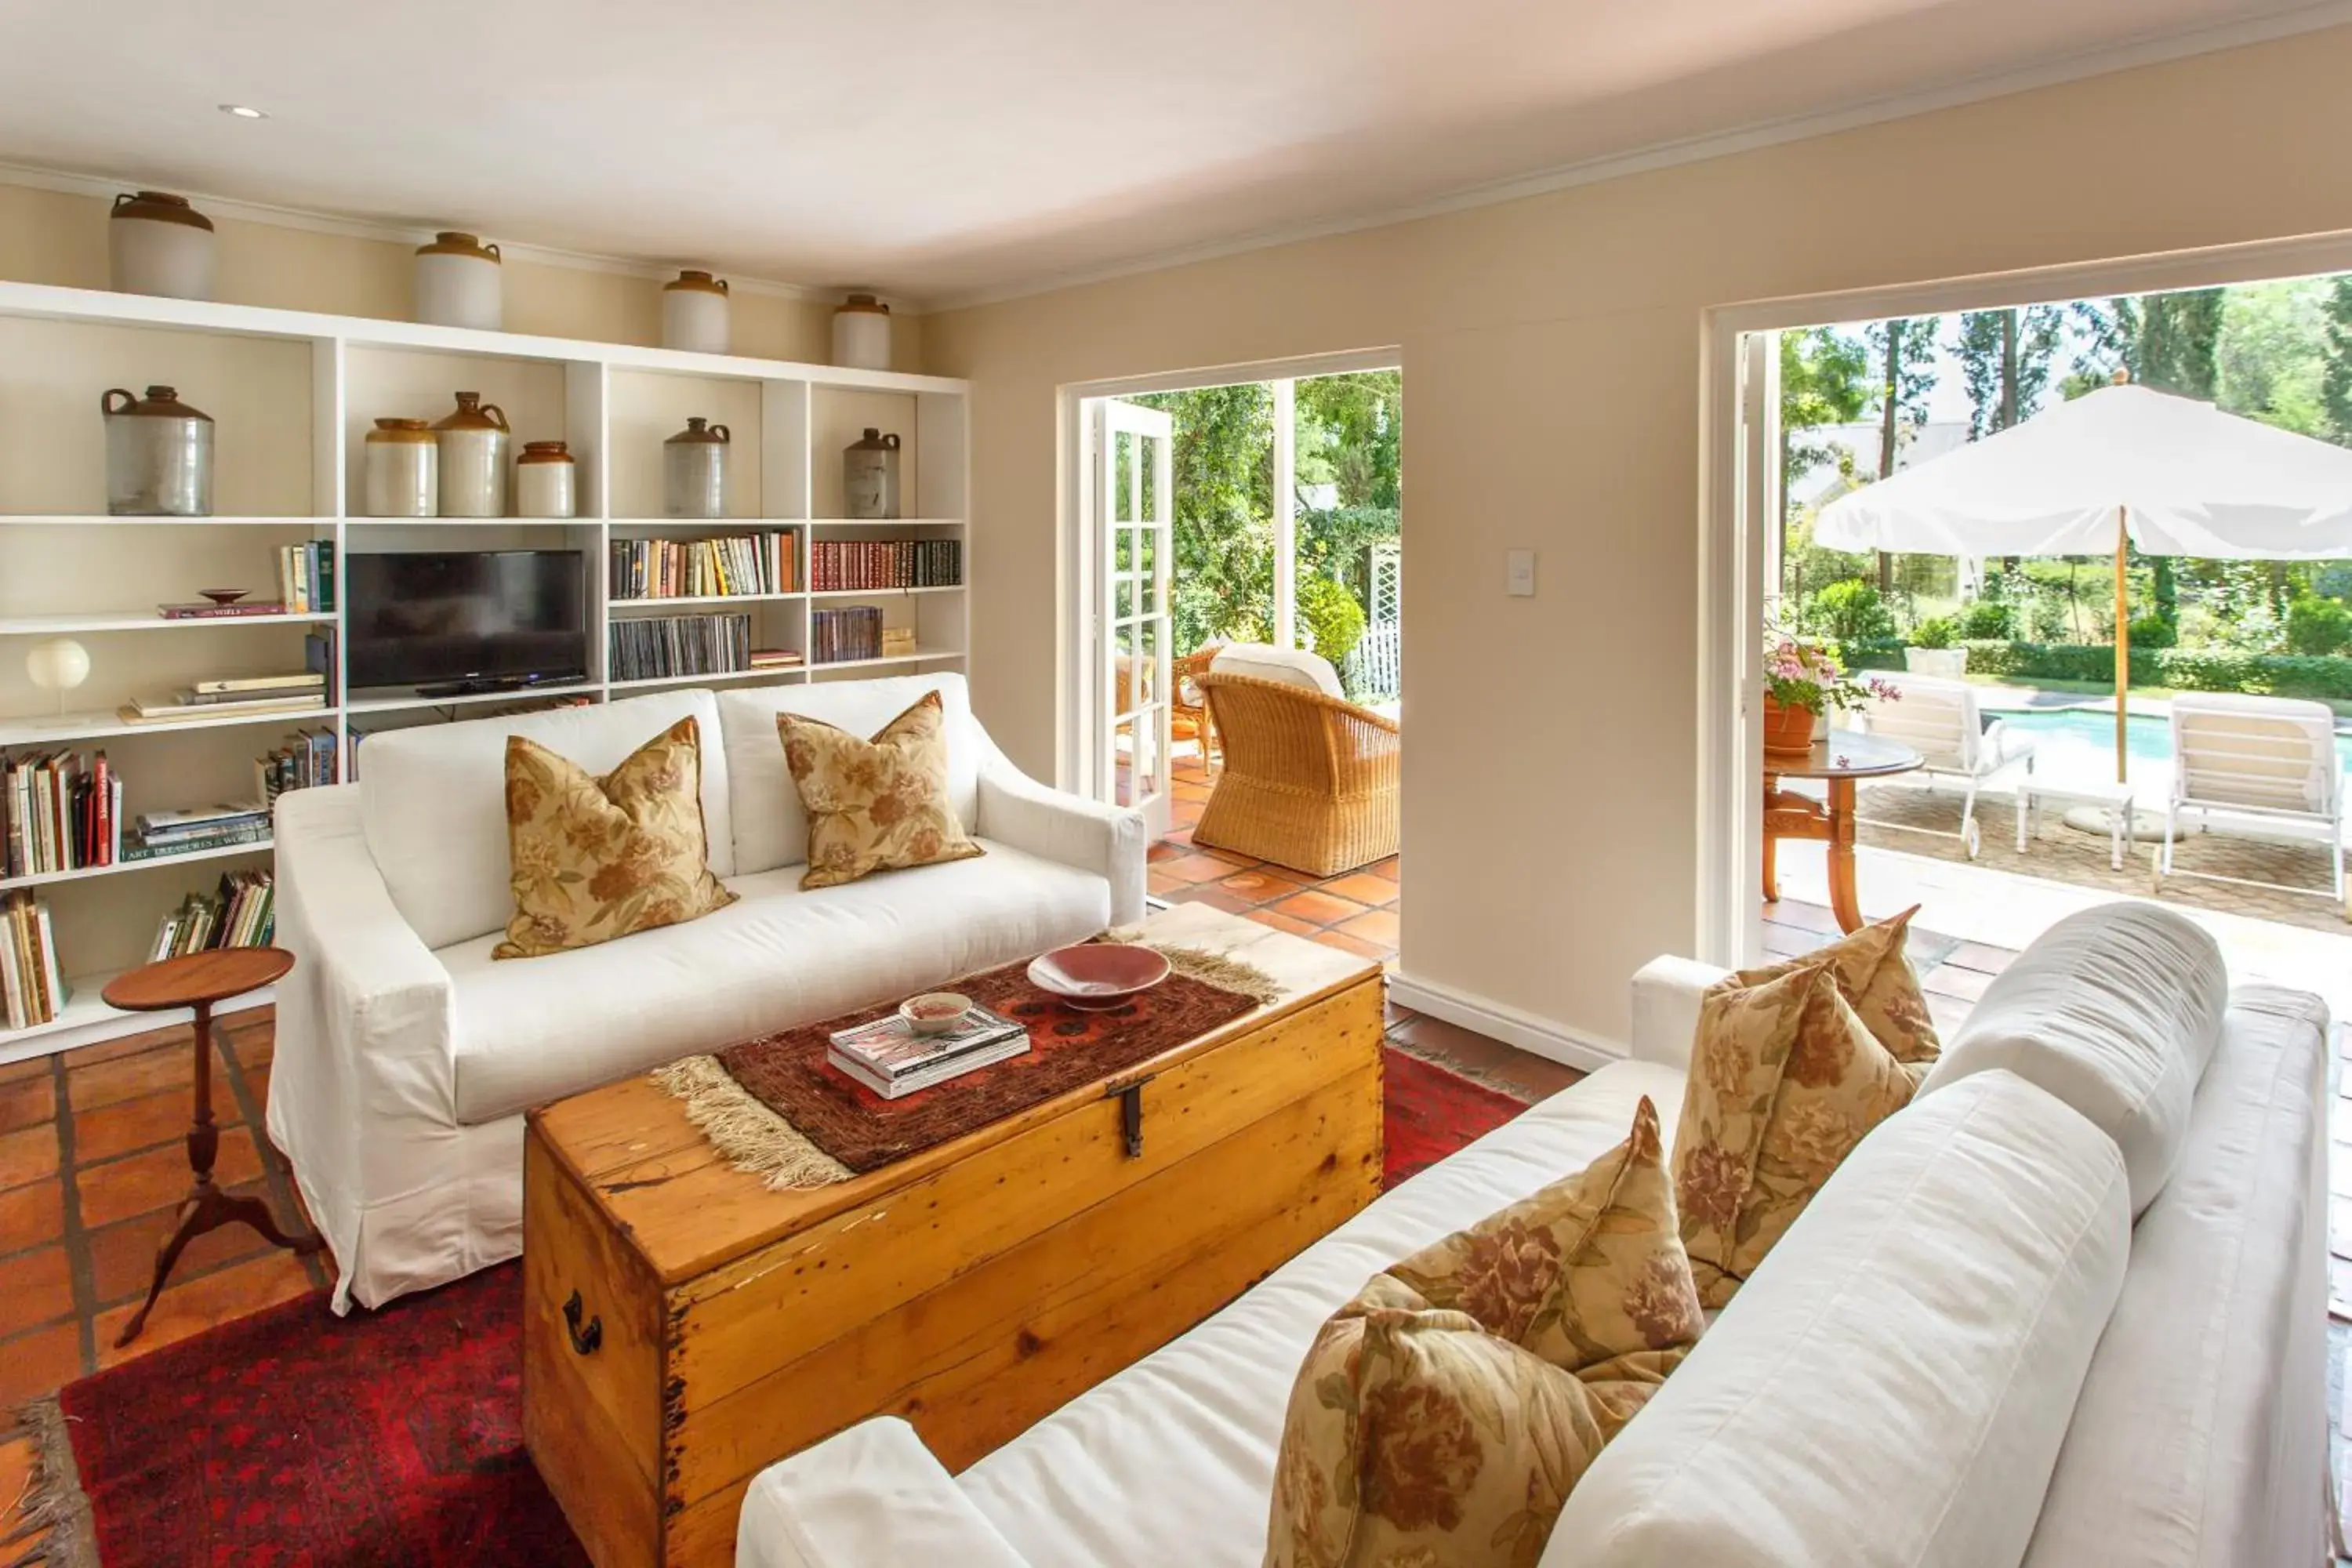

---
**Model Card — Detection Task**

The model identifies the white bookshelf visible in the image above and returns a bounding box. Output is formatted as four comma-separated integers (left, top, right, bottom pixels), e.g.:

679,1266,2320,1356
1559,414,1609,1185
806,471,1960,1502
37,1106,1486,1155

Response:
0,279,971,1060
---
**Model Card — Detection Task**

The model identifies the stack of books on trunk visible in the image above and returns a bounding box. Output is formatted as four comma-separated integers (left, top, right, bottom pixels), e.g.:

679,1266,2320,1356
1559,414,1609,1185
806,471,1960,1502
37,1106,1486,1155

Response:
122,670,328,726
0,891,65,1029
150,870,274,960
826,1003,1030,1099
125,801,270,862
2,750,123,877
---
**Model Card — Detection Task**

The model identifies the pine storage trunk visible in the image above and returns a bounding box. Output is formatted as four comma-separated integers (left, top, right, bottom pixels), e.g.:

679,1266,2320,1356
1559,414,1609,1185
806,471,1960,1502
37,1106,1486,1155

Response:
521,907,1386,1567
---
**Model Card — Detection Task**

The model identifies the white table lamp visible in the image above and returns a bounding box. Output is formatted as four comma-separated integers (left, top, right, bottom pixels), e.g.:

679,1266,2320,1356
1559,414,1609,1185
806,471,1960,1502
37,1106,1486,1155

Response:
26,637,91,717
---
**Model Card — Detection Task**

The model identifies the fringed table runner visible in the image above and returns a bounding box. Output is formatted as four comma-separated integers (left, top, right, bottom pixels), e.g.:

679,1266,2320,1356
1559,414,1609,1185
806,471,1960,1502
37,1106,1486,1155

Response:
655,942,1275,1187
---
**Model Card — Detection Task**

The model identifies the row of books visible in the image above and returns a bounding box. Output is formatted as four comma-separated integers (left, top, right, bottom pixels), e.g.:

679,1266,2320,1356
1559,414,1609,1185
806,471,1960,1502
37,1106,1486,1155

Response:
256,728,340,804
826,1002,1029,1099
125,800,271,865
150,871,275,961
0,892,64,1031
811,608,889,665
276,541,336,613
608,613,753,682
121,655,331,728
610,532,797,600
3,751,124,877
809,539,961,592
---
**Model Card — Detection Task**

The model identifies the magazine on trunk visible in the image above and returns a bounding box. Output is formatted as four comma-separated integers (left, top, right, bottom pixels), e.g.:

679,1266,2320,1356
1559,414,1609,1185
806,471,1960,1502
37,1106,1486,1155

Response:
827,1002,1029,1095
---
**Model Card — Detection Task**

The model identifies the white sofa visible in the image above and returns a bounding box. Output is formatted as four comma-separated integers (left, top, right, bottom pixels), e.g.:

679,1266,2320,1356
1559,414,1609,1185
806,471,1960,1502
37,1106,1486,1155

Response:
738,902,2332,1568
267,673,1145,1312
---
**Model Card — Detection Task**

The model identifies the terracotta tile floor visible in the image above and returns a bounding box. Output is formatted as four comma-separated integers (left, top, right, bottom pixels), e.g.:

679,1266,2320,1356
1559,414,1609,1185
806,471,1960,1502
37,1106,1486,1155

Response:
1151,754,1402,968
0,1005,328,1519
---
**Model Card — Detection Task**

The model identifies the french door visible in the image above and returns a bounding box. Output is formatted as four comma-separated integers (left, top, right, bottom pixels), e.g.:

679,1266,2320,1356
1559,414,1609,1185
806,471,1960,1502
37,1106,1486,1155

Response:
1087,398,1175,837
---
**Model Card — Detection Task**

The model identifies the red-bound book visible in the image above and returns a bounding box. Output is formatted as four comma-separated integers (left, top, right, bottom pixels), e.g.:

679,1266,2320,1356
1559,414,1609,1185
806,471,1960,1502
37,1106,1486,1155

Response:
158,601,291,619
93,752,111,867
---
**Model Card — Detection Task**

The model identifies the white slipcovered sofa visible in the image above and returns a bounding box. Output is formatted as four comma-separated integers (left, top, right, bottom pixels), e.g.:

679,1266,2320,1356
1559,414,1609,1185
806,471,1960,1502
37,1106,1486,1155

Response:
267,673,1145,1312
739,902,2331,1568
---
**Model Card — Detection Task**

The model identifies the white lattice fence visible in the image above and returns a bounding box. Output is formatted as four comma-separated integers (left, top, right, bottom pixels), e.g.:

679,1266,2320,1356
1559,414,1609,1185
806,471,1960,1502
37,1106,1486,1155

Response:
1345,541,1402,700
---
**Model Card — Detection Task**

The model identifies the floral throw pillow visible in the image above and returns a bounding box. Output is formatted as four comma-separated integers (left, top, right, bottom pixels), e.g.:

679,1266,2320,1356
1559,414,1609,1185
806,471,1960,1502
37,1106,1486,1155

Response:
778,689,983,890
1725,906,1940,1083
1674,961,1915,1308
1267,1098,1704,1568
494,716,736,960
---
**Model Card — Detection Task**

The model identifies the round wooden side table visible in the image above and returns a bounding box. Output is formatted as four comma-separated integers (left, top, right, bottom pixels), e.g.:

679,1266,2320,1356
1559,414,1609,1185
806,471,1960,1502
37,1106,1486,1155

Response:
1761,731,1925,934
100,948,322,1347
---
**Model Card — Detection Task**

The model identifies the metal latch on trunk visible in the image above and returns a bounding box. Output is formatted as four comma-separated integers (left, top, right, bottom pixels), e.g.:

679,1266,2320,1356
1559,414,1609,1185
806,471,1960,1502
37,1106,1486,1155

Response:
1103,1073,1156,1159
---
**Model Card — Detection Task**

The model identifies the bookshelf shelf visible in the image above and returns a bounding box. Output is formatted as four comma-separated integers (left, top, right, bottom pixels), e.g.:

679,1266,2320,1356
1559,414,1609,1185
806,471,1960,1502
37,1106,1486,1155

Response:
0,837,273,894
610,593,807,610
0,612,339,636
0,278,968,1054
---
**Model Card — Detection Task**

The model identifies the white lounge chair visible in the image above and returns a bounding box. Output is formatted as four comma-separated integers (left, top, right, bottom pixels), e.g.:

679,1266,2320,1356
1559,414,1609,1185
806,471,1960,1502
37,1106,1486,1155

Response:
2159,692,2347,916
1842,672,2035,858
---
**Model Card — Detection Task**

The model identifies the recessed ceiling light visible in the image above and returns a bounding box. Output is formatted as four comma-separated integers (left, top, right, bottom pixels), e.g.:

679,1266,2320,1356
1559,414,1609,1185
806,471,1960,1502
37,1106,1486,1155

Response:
219,103,267,120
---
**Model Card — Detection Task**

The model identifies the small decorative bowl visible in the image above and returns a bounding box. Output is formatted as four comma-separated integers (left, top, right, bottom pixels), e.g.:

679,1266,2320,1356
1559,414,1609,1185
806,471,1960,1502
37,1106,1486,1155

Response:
1027,943,1171,1011
899,992,972,1036
198,588,248,606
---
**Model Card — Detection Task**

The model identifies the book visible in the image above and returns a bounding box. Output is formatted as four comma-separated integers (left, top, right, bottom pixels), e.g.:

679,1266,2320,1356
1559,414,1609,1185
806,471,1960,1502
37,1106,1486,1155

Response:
828,1002,1028,1081
825,1033,1031,1099
157,601,291,619
121,691,327,724
192,672,325,695
1,891,65,1030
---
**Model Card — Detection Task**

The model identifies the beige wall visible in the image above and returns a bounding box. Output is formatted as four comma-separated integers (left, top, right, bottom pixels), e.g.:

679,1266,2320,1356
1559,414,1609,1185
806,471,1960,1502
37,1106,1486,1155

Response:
924,27,2352,1047
0,180,922,368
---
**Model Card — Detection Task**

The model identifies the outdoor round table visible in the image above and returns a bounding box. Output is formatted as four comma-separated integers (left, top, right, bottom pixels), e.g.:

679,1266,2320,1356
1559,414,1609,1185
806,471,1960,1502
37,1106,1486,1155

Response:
1762,731,1926,934
100,948,323,1347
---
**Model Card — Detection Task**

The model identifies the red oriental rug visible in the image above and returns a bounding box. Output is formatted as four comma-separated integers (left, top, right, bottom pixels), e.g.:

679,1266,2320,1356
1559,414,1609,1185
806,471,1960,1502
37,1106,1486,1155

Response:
12,1046,1531,1566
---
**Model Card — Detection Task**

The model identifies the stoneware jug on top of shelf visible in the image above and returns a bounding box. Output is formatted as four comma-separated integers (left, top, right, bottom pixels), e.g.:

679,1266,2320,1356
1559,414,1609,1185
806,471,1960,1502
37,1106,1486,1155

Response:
108,191,218,300
844,428,901,521
661,270,731,355
103,386,213,517
433,392,510,517
831,292,891,370
516,441,578,519
663,417,730,519
414,231,503,331
362,418,437,517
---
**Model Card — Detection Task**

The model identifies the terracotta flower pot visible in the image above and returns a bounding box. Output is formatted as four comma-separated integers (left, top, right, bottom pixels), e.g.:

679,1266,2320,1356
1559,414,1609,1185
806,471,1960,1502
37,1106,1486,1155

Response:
1762,695,1820,756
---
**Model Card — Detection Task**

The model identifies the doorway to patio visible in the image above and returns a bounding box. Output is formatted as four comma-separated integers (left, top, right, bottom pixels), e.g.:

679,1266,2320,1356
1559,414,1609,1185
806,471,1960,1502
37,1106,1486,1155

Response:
1067,351,1404,967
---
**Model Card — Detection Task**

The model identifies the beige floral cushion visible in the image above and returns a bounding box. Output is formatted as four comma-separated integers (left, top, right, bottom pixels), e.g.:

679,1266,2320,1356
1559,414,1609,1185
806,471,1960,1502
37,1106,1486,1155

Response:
778,690,983,889
1727,906,1940,1082
493,716,735,960
1674,961,1915,1307
1267,1098,1703,1568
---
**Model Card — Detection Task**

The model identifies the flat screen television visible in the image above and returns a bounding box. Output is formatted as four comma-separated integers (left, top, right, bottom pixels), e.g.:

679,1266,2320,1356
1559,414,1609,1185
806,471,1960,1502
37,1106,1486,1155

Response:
347,550,589,693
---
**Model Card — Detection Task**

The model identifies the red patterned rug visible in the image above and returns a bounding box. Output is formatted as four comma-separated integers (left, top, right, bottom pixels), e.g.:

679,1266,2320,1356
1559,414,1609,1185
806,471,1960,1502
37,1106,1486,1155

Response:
13,1045,1530,1566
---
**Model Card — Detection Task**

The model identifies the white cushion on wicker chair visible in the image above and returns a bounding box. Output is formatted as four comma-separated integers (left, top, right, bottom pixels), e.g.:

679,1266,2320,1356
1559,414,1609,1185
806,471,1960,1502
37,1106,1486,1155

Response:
1209,643,1344,698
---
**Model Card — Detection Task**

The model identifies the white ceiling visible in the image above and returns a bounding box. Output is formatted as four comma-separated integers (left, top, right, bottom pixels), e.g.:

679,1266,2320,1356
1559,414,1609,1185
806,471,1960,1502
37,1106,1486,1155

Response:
0,0,2338,306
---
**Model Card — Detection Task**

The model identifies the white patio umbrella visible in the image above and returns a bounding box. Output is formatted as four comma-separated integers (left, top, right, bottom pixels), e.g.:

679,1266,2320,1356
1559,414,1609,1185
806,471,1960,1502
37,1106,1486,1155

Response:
1815,380,2352,780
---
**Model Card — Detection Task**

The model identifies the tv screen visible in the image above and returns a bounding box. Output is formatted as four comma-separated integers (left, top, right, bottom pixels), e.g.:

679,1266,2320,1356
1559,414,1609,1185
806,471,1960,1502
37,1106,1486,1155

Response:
347,551,588,691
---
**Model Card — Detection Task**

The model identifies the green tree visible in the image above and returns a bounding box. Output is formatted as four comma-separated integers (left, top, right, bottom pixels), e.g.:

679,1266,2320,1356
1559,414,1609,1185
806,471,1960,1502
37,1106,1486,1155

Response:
2321,274,2352,447
1862,318,1938,592
2139,288,2224,398
1134,384,1275,654
1779,327,1871,488
1293,371,1400,510
1951,307,2061,438
2216,279,2328,435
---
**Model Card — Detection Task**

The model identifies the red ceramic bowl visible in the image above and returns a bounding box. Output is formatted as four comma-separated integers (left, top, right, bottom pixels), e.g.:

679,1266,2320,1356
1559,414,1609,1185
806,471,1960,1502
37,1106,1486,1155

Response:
1028,942,1171,1011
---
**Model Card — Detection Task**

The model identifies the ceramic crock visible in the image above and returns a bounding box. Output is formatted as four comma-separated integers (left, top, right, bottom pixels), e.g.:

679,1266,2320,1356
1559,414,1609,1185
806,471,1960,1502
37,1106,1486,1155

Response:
831,292,891,370
103,385,213,517
516,441,578,519
362,417,438,517
661,270,731,354
415,231,503,330
844,427,901,521
432,391,510,517
663,418,731,519
108,191,217,300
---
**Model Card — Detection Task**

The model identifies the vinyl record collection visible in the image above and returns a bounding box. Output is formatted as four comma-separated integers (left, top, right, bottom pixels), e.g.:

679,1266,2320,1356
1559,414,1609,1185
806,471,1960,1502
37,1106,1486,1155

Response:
608,612,753,682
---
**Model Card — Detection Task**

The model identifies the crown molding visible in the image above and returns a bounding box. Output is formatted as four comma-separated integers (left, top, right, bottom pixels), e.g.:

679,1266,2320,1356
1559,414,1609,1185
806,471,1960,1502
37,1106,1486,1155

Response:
0,159,920,311
924,0,2352,314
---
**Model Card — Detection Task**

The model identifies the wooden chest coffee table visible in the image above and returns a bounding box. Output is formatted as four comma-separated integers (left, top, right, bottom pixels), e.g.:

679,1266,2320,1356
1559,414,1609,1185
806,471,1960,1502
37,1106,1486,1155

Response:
521,903,1385,1567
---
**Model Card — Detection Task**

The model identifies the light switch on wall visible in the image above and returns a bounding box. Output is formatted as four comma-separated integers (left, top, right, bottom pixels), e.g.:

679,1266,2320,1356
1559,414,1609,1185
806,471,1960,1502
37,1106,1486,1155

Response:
1506,549,1537,597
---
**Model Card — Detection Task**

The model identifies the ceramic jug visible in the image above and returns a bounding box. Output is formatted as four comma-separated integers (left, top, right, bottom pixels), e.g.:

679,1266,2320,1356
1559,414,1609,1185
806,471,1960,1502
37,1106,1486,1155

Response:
433,391,510,517
662,271,731,354
108,191,218,300
844,428,901,521
664,418,731,519
363,418,438,517
103,385,213,517
415,232,503,330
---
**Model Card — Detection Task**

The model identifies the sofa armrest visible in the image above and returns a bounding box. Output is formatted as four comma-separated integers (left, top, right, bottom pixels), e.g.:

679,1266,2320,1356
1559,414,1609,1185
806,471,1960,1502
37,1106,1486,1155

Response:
736,1418,1033,1568
266,785,457,1308
1630,956,1728,1073
975,736,1148,926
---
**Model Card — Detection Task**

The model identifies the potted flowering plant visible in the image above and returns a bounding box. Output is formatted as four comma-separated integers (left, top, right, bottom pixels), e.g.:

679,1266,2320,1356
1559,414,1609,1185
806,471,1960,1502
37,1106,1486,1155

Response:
1762,634,1898,755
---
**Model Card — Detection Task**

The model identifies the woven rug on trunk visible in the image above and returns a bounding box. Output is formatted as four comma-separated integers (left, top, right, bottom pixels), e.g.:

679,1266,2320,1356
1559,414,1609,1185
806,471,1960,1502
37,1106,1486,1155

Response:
658,951,1265,1185
8,1046,1533,1568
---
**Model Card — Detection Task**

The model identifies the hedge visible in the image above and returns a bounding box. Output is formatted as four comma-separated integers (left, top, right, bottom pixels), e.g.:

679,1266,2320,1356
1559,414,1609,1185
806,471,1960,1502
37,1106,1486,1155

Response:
1842,638,2352,701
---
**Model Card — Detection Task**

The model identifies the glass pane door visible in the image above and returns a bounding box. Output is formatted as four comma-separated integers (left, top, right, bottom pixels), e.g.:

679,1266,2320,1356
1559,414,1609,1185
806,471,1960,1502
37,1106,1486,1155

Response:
1094,399,1174,838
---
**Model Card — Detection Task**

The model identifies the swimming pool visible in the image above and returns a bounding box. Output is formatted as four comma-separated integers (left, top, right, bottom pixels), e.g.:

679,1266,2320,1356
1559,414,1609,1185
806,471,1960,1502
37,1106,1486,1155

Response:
1997,707,2352,770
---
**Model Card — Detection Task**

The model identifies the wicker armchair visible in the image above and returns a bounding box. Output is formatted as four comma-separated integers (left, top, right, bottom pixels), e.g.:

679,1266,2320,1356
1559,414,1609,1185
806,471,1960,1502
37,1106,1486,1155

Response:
1193,671,1400,876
